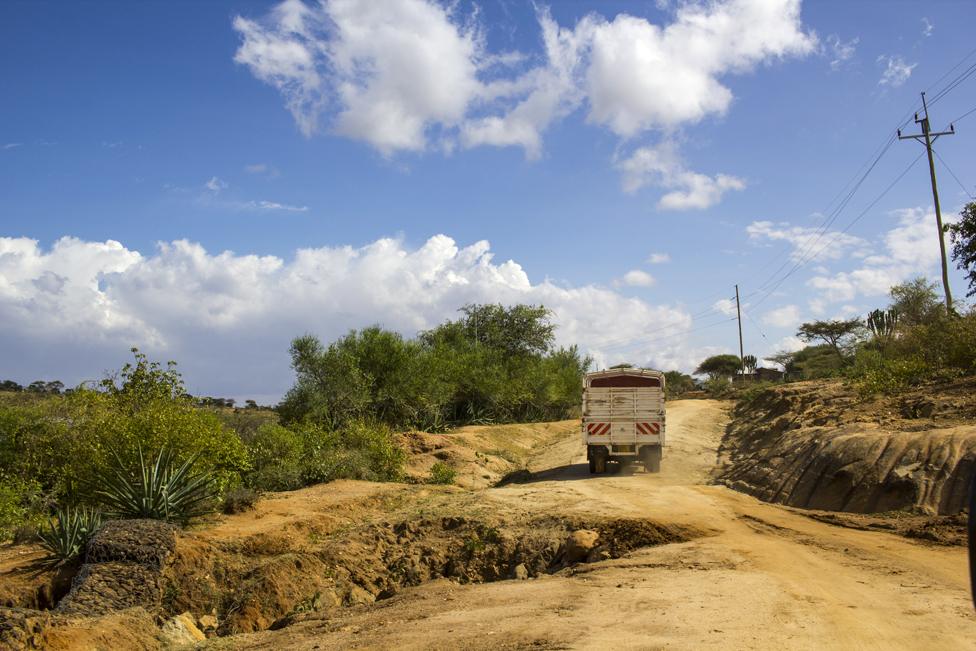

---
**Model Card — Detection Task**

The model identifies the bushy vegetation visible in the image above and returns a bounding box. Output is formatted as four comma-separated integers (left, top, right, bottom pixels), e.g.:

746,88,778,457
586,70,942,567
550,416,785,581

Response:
428,462,457,485
663,371,696,398
279,304,590,430
0,304,588,540
760,276,976,396
221,487,259,515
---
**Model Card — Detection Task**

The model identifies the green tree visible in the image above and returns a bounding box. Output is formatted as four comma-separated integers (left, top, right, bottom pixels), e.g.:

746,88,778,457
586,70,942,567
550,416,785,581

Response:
694,354,742,379
456,303,555,357
888,277,942,326
280,305,590,429
946,201,976,297
797,318,864,363
663,371,695,398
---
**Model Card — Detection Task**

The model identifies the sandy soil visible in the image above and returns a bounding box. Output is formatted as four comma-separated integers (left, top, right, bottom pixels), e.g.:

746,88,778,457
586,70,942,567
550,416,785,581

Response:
208,399,976,650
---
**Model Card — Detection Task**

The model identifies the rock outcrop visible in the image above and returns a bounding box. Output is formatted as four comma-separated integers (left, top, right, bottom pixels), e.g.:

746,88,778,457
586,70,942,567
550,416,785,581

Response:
716,379,976,514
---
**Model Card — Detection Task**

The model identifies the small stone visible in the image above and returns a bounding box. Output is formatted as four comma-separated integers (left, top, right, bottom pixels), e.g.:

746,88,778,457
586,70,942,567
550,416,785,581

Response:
513,563,529,580
564,530,600,563
346,585,375,605
160,612,206,648
197,613,218,633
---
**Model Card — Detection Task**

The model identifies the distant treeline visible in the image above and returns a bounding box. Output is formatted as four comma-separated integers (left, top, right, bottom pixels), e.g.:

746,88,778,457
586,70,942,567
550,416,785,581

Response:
0,379,269,411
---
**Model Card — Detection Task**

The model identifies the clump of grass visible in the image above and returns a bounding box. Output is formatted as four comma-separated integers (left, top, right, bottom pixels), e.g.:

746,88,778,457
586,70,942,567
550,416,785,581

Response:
38,506,103,568
428,462,457,485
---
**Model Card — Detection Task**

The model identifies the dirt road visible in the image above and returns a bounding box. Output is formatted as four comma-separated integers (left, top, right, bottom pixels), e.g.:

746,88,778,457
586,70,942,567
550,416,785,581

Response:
216,400,976,650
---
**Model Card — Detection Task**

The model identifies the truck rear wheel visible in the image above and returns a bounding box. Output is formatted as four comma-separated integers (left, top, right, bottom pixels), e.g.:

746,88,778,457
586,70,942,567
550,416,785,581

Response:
588,458,596,474
594,455,607,474
642,446,662,473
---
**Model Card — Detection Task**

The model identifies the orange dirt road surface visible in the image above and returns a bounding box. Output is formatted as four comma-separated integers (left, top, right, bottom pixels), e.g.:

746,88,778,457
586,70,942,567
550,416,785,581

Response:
209,399,976,650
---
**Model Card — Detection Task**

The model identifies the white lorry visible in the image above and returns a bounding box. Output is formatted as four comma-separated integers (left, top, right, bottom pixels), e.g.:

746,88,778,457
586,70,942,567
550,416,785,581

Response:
582,367,666,474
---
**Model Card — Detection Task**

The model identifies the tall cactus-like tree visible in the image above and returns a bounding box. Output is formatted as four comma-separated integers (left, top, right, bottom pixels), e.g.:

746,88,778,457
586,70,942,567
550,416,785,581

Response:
867,309,898,358
742,354,758,374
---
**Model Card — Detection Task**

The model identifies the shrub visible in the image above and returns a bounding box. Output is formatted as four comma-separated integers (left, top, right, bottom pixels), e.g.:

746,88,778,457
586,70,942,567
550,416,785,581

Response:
279,305,592,430
0,351,249,505
702,377,733,398
0,478,46,542
38,506,103,568
221,487,259,514
298,420,405,485
846,353,931,396
244,423,304,491
428,462,457,485
94,447,215,524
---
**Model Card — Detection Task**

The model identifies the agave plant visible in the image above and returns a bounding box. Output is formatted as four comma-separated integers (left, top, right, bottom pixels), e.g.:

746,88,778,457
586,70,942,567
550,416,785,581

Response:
95,447,215,524
38,506,103,568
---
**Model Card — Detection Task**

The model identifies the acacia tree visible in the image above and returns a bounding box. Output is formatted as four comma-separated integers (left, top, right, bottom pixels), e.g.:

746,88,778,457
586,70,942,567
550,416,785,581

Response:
694,354,742,379
888,277,942,326
766,350,802,378
796,319,864,363
946,201,976,297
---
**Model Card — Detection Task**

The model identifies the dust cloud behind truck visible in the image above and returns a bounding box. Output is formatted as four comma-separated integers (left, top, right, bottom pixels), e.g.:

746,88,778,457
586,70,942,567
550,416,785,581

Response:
582,367,666,474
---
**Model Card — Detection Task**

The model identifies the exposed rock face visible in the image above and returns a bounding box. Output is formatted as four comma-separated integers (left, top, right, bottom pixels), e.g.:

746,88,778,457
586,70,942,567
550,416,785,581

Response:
716,380,976,515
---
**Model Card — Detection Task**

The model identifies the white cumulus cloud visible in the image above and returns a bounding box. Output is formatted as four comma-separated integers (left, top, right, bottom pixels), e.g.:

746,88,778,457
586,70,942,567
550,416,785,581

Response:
234,0,814,208
647,252,670,264
617,270,655,287
807,208,950,302
617,142,745,210
0,234,699,401
746,220,869,262
762,304,801,328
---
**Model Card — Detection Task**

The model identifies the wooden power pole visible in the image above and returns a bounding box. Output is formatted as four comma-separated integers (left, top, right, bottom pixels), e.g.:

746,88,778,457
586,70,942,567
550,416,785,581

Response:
735,284,744,377
898,91,956,313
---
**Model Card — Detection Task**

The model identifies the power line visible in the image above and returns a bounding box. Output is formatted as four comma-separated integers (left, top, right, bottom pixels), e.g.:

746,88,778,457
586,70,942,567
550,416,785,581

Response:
949,104,976,125
743,308,769,342
590,292,737,351
596,316,737,353
748,151,926,312
741,46,976,301
933,149,975,201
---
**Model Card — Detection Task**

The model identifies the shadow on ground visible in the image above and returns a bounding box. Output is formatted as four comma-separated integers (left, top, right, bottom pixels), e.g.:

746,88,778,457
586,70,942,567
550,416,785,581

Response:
495,461,646,486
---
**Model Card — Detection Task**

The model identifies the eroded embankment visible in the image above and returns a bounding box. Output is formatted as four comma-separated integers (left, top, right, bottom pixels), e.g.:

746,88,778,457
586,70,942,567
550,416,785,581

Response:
716,379,976,515
0,491,702,648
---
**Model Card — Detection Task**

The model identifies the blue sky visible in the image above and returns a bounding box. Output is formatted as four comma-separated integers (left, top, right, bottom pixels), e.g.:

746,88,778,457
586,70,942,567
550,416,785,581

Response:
1,0,974,402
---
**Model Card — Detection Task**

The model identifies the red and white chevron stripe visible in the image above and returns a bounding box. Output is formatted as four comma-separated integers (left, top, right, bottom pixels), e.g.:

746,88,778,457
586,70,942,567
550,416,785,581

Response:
586,422,611,436
636,422,661,436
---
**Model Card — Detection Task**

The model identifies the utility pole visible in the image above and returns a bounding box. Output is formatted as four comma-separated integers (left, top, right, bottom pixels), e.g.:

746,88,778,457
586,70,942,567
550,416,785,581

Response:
735,284,744,378
898,91,956,313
